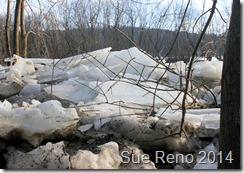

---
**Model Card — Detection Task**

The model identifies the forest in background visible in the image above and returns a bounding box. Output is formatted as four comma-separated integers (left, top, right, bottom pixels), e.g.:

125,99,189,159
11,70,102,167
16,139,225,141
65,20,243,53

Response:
0,0,230,61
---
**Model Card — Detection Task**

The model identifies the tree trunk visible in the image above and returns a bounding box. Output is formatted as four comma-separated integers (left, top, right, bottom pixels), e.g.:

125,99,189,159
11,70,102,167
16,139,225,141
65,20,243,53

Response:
13,0,22,55
219,0,240,169
20,0,27,58
5,0,12,57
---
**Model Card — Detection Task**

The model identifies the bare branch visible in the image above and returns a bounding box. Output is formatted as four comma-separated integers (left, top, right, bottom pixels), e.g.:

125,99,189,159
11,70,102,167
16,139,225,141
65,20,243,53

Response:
180,0,218,135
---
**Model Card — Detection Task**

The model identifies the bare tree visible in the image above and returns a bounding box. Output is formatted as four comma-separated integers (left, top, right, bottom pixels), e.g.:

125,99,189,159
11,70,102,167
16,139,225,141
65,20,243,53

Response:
13,0,22,55
219,0,240,169
20,0,28,58
5,0,12,58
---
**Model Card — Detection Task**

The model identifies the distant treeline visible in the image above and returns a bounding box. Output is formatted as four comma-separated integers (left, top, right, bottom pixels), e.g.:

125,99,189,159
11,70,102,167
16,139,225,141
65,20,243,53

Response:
27,27,226,61
0,26,226,63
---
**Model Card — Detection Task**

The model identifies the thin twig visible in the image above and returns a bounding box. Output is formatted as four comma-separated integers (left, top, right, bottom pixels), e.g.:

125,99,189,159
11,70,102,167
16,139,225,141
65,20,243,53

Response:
180,0,217,135
162,0,191,59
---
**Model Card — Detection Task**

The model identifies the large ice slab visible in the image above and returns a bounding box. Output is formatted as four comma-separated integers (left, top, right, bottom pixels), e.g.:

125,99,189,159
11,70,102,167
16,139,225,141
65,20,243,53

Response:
156,108,220,137
36,67,69,84
6,54,36,85
0,100,79,146
44,78,99,103
19,83,41,96
55,47,112,69
0,81,23,98
87,47,167,80
70,141,122,169
94,79,194,107
5,141,70,169
192,58,223,88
